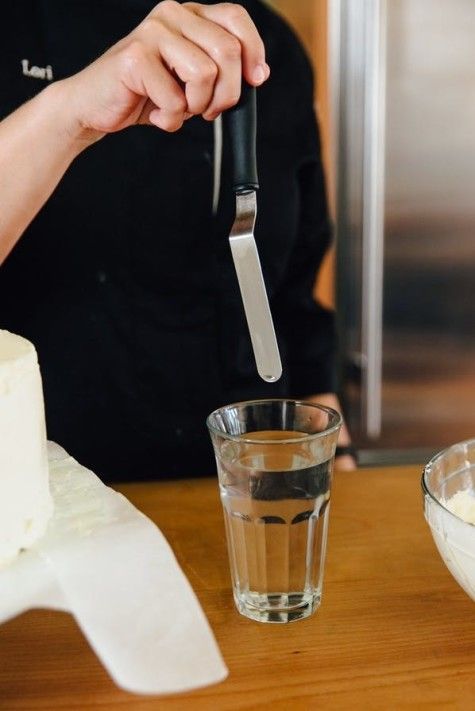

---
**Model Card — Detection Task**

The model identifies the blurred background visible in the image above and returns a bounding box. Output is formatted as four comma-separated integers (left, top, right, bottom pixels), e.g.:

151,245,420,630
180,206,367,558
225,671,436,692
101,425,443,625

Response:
269,0,475,465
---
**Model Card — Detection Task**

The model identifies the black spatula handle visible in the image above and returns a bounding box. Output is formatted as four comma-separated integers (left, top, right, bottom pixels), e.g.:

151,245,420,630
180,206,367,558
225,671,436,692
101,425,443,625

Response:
223,83,259,195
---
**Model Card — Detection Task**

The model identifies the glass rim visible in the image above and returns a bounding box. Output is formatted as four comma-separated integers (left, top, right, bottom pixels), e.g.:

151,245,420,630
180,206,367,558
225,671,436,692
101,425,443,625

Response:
206,398,342,444
421,436,475,525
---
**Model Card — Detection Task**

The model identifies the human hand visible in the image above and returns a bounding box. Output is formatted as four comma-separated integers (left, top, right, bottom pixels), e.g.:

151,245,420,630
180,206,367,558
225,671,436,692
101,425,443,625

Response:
56,1,269,142
306,393,357,471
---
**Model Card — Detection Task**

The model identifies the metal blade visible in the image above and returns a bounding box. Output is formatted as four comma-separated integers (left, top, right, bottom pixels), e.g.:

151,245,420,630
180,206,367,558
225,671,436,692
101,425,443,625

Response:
229,192,282,382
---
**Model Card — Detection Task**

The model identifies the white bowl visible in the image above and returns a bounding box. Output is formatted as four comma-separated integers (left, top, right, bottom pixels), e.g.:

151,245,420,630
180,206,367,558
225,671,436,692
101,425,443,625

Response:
422,438,475,601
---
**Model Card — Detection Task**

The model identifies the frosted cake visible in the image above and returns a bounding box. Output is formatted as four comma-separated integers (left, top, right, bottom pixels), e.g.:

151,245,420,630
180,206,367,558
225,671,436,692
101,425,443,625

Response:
0,330,52,567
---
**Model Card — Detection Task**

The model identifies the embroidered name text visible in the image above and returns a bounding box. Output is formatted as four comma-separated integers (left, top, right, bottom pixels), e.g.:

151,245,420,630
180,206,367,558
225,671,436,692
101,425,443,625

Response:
21,59,53,81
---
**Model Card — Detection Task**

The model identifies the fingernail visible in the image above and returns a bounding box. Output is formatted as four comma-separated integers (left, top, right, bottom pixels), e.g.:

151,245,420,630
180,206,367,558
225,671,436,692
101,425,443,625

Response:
204,111,220,122
253,63,268,84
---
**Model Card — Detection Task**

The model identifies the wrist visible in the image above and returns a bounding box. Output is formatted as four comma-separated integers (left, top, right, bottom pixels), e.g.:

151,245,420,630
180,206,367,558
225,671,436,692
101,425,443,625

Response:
335,444,357,461
39,80,104,156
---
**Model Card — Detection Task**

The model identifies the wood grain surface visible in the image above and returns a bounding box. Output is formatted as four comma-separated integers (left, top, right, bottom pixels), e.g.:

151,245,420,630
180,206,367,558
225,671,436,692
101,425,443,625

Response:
1,466,475,710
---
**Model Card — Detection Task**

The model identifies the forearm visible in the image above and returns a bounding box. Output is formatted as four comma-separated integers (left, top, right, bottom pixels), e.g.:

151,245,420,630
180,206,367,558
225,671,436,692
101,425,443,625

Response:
0,81,98,264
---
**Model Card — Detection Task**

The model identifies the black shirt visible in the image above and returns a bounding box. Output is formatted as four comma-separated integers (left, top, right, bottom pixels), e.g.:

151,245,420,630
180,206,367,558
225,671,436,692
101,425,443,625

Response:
0,0,336,481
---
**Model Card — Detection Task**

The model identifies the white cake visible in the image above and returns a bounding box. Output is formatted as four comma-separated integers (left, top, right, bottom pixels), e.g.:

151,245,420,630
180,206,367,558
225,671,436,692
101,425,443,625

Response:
0,330,53,567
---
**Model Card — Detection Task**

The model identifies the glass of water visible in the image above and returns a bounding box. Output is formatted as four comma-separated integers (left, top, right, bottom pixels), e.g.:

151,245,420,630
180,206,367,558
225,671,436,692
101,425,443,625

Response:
206,399,341,623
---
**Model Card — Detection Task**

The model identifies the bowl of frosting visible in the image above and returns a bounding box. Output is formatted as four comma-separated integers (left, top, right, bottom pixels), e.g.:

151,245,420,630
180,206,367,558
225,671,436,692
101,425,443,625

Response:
422,438,475,601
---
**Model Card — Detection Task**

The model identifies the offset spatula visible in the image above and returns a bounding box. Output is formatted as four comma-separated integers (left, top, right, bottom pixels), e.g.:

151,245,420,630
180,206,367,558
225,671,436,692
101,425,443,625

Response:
223,85,282,383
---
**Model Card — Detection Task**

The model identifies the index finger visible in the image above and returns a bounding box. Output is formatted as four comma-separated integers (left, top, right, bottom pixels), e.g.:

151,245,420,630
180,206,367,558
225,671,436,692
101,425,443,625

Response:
184,2,270,85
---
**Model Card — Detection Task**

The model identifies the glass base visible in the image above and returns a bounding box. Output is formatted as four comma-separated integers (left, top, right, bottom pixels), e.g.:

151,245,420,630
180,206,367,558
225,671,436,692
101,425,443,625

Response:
234,591,321,623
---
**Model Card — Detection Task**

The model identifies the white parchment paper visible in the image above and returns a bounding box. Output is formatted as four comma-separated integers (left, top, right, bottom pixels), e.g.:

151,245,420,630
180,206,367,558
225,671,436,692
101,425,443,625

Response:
0,442,227,695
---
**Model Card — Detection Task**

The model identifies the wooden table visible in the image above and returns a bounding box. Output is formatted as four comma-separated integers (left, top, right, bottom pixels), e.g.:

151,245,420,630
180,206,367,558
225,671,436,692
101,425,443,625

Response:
2,465,475,710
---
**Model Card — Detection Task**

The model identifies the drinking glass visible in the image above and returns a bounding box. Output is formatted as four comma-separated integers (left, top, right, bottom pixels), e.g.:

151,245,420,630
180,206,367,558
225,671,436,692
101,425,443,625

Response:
207,399,341,623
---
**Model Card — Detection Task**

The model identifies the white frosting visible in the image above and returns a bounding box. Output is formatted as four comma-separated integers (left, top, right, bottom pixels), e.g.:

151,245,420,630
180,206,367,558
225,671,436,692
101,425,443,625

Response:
444,489,475,525
426,487,475,601
0,330,53,567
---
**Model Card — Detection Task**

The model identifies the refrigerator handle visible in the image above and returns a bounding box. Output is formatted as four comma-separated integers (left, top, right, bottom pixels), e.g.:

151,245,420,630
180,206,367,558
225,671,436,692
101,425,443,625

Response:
361,0,387,439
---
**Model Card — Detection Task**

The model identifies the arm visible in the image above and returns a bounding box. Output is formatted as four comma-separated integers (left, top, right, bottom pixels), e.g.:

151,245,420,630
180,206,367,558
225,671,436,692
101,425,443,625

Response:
0,0,270,264
278,158,356,469
272,172,356,469
0,85,97,264
282,168,356,469
268,39,356,469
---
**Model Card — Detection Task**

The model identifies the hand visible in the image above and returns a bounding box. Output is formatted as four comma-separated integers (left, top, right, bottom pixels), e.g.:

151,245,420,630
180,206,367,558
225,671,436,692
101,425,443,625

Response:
333,448,357,472
56,1,269,141
306,393,357,471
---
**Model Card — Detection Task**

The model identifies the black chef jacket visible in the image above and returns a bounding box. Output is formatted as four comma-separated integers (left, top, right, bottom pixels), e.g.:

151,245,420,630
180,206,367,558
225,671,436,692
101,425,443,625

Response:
0,0,336,481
